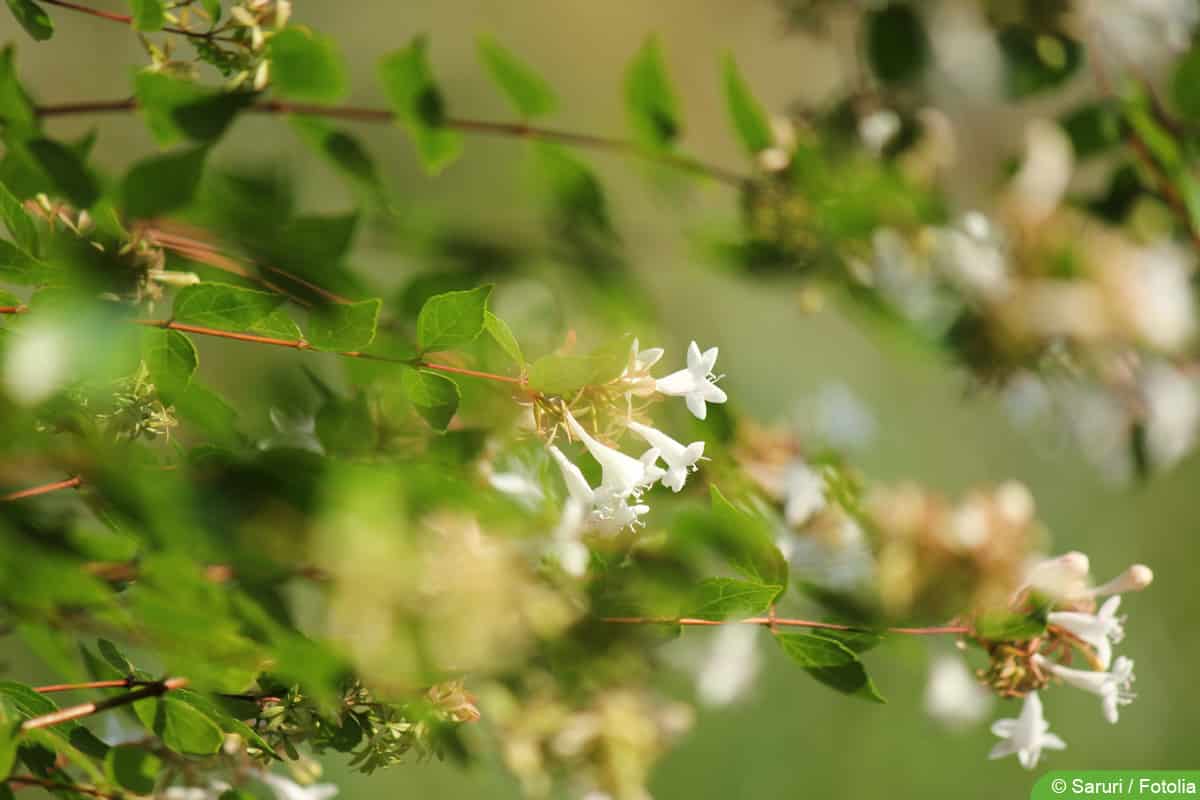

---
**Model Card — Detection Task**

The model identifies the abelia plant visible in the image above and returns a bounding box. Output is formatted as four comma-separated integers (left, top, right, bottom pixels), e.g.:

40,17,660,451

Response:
0,1,1186,798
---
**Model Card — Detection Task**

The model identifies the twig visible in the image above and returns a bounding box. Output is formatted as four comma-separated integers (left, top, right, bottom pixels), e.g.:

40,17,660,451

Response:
0,475,82,502
34,98,750,188
34,678,147,693
39,0,232,41
5,775,119,799
21,677,188,730
601,615,969,636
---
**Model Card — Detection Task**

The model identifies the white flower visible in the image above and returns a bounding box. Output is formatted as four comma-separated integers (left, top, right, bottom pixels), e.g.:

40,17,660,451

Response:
859,109,901,155
626,420,704,493
258,408,324,455
695,623,761,707
1142,363,1200,469
924,654,992,728
655,341,728,420
548,444,649,534
549,497,590,576
260,772,339,800
932,211,1012,302
1035,654,1136,724
1048,596,1125,670
781,462,826,527
3,322,69,407
1016,551,1091,603
988,691,1066,769
564,410,663,497
1009,119,1073,227
626,337,664,373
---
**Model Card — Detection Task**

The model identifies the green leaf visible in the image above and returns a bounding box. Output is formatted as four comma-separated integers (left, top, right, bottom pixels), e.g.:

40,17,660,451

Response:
416,285,492,352
624,35,680,149
865,4,929,84
169,689,278,761
378,36,464,174
105,744,162,794
199,0,220,21
0,178,36,255
680,486,789,587
121,145,209,220
477,34,556,118
141,328,198,402
0,696,19,780
289,116,382,193
402,367,460,432
134,695,224,755
0,45,37,139
997,26,1081,99
268,28,347,102
0,236,53,284
808,628,885,654
973,609,1047,641
126,0,165,32
134,72,251,146
686,577,781,620
173,282,300,339
1060,102,1121,160
25,138,99,208
775,632,886,703
532,142,611,234
307,299,381,352
6,0,53,41
1171,45,1200,121
721,53,772,157
97,639,135,676
526,335,631,396
484,310,523,366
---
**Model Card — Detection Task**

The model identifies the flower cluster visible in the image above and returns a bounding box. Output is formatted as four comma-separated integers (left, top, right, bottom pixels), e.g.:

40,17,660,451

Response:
979,554,1154,769
546,340,725,537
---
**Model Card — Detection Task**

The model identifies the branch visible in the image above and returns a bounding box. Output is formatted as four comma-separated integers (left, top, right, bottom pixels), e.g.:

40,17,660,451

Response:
5,775,119,799
601,616,969,636
34,98,750,188
21,677,187,731
0,475,82,502
33,678,149,693
39,0,232,41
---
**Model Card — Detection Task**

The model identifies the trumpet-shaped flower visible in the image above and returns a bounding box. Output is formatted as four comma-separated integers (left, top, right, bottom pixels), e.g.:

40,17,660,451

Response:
655,341,728,420
626,420,705,492
549,445,595,507
1048,595,1125,669
548,445,650,534
1034,654,1136,724
1090,564,1154,597
988,691,1066,769
564,410,662,496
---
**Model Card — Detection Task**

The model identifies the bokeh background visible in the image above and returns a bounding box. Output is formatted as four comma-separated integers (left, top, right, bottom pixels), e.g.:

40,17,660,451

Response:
4,1,1198,797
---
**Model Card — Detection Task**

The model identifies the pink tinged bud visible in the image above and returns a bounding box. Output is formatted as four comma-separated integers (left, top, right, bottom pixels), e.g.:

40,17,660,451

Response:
1090,564,1154,597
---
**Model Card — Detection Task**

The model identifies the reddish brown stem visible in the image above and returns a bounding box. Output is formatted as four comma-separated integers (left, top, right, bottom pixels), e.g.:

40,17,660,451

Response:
34,679,145,693
39,0,232,40
1,475,82,502
417,360,525,385
5,776,118,799
601,616,969,636
21,677,188,731
34,99,749,188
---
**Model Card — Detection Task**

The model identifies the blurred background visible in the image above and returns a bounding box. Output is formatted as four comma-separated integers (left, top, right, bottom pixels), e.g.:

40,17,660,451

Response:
4,1,1197,797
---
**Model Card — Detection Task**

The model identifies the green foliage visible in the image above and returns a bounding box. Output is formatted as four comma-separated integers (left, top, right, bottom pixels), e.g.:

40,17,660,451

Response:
973,609,1047,642
672,486,788,589
141,328,198,402
526,335,630,395
5,0,53,42
477,34,557,118
24,138,99,208
105,745,162,794
134,72,251,145
307,299,382,352
126,0,165,32
173,282,300,339
416,285,492,352
774,632,886,703
268,28,347,102
289,116,382,195
721,53,772,157
484,310,523,366
121,145,209,220
624,35,680,150
0,179,36,254
865,4,929,84
402,367,460,431
686,577,780,620
378,36,464,173
997,27,1081,98
1171,46,1200,122
133,695,225,755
